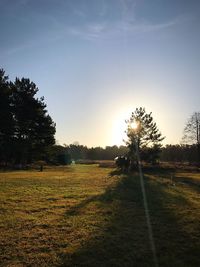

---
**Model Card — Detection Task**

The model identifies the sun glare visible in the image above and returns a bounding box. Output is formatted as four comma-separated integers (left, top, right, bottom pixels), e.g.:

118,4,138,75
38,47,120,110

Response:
111,108,133,146
130,121,138,130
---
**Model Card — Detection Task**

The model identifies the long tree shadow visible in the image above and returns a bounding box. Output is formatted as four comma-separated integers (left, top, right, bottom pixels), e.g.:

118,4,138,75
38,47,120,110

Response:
144,176,200,266
59,170,200,267
144,166,200,193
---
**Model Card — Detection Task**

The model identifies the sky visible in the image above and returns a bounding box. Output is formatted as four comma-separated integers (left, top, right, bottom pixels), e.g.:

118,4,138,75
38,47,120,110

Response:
1,0,200,147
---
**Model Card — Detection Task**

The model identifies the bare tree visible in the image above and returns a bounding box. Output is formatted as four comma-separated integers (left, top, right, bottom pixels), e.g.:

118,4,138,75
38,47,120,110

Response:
183,112,200,144
183,112,200,163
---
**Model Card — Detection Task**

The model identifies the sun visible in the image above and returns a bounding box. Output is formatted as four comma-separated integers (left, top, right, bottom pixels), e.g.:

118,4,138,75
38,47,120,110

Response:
130,121,138,130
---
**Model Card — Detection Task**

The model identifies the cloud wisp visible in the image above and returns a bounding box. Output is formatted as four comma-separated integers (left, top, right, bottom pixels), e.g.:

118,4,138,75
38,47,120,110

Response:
0,0,189,58
64,15,185,41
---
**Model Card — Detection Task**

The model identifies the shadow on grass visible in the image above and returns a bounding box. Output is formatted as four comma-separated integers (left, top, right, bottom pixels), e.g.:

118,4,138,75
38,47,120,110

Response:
173,175,200,193
109,168,124,176
145,166,200,193
59,170,200,267
144,177,200,267
143,165,175,177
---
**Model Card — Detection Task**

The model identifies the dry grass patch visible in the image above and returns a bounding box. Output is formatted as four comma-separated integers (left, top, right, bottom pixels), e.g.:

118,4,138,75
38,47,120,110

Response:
0,165,200,266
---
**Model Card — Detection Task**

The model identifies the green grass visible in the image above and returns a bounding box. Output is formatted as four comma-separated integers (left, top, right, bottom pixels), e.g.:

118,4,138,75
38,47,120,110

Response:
0,165,200,266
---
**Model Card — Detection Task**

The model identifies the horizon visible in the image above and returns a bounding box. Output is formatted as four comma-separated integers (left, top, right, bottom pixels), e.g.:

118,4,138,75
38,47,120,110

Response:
1,0,200,147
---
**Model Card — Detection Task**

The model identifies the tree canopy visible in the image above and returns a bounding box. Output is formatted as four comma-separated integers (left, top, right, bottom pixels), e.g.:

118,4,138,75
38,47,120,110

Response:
0,69,15,163
125,107,165,165
0,69,56,166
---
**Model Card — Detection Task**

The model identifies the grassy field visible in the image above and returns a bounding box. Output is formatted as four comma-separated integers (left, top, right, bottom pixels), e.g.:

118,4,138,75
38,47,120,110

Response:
0,165,200,267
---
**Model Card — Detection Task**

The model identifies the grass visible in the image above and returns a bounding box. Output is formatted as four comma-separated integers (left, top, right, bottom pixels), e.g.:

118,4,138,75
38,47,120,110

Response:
0,164,200,266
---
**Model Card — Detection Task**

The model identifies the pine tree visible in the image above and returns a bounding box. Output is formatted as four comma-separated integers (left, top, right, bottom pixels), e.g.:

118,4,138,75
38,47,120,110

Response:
11,78,56,164
126,107,165,165
0,69,14,164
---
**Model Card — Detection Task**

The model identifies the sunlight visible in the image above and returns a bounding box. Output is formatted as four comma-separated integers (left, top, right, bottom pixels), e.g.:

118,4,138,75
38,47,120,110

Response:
112,120,126,146
130,121,138,130
111,107,133,146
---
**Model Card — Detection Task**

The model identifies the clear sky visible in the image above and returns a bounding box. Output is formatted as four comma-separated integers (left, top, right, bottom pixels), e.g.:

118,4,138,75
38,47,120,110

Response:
1,0,200,147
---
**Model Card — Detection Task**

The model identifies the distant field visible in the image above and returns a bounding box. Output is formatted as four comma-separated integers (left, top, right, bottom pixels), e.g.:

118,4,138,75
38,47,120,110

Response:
0,165,200,266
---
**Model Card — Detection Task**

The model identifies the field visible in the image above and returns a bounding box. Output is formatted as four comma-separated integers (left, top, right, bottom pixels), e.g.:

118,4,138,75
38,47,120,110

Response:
0,164,200,267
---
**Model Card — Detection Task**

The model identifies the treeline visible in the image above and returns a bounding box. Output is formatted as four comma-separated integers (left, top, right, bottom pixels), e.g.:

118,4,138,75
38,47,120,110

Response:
0,69,56,167
46,144,128,165
46,143,200,165
160,144,199,164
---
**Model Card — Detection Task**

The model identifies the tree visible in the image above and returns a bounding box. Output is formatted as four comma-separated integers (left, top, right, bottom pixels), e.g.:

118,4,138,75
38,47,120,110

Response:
125,107,165,166
182,112,200,163
68,144,87,160
0,69,14,165
0,69,56,167
160,144,198,163
11,78,56,164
